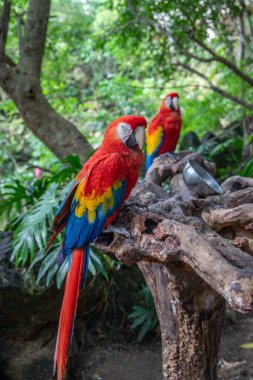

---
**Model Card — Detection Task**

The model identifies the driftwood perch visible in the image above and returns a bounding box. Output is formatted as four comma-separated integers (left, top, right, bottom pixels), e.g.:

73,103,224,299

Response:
95,152,253,380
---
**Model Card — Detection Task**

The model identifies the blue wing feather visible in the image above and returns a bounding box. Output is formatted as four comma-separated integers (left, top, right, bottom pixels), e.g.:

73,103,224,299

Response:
55,181,78,216
146,132,164,171
58,179,127,262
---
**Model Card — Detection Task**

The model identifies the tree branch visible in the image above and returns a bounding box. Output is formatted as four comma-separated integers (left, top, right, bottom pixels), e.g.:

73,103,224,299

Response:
3,53,16,67
96,196,253,313
237,15,245,62
192,35,253,87
0,0,10,58
16,11,25,56
180,50,215,63
0,62,9,86
0,0,93,162
95,153,253,313
20,0,51,76
178,62,253,112
241,0,253,38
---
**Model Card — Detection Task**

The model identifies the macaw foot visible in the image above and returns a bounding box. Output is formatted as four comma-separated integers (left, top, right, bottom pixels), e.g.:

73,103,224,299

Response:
124,201,149,212
161,152,179,160
102,225,131,241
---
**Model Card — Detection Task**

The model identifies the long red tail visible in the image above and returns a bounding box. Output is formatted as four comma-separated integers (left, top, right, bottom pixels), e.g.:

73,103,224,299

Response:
54,248,85,380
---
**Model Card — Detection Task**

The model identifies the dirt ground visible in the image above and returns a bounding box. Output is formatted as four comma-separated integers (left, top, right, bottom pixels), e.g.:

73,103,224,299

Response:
1,312,253,380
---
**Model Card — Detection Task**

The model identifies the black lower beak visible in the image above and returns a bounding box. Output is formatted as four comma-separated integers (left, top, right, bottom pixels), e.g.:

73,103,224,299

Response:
126,133,138,149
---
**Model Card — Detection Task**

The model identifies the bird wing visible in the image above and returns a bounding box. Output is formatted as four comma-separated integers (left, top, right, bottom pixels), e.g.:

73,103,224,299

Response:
60,153,127,258
51,180,80,233
164,114,182,151
146,124,164,169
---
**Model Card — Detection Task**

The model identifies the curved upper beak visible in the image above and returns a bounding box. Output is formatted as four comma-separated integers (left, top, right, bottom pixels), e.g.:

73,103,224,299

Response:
135,126,146,150
171,97,178,111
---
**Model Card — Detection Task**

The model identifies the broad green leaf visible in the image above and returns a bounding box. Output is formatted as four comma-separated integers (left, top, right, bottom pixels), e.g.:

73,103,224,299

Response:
241,343,253,349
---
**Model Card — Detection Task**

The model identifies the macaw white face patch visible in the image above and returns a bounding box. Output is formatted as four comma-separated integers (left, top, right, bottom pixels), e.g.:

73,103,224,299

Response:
117,122,146,150
117,122,132,144
165,96,172,109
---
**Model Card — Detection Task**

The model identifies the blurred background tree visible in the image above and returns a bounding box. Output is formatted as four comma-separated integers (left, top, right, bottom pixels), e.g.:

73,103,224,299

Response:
0,0,253,345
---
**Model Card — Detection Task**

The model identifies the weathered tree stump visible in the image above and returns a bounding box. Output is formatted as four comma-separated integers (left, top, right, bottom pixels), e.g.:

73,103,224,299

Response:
95,152,253,380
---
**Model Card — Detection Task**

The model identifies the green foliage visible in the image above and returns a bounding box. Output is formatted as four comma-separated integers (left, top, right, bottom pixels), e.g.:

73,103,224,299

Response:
208,137,244,178
0,0,252,344
2,0,253,167
27,242,109,289
128,285,158,342
90,245,109,281
0,153,109,288
238,158,253,177
12,183,58,266
209,137,243,161
0,154,82,226
241,343,253,349
0,180,33,223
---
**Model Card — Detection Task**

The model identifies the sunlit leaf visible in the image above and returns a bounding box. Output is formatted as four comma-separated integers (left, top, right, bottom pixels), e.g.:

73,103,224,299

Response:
240,343,253,349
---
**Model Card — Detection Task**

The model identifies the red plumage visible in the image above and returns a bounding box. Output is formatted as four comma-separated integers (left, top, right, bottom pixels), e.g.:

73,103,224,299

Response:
48,115,147,379
54,248,84,380
146,92,182,170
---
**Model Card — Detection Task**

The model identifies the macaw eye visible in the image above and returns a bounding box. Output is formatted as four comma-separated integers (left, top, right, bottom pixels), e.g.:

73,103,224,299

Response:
172,97,178,110
165,97,172,109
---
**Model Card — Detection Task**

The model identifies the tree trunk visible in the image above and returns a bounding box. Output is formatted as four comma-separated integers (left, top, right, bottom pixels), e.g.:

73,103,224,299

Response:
242,116,253,161
96,152,253,380
0,0,92,162
9,78,93,163
139,262,225,380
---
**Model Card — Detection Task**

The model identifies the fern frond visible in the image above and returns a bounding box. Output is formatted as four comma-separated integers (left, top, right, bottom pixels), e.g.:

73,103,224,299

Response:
12,184,59,265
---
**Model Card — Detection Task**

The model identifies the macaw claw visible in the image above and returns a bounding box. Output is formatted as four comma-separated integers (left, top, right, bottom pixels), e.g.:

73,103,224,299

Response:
102,225,131,241
161,152,179,161
124,201,149,212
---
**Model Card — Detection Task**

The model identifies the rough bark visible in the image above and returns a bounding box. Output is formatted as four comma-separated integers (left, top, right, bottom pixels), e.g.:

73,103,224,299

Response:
0,0,92,162
202,203,253,232
139,262,225,380
221,175,253,193
237,15,245,62
95,153,253,380
242,116,253,161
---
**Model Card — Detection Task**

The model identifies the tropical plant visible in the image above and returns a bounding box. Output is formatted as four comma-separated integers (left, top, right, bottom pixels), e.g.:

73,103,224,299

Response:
128,284,158,342
0,0,252,334
238,157,253,177
0,153,110,288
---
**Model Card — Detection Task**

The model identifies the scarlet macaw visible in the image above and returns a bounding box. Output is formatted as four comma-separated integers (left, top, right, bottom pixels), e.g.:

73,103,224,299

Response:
47,115,147,380
146,92,182,170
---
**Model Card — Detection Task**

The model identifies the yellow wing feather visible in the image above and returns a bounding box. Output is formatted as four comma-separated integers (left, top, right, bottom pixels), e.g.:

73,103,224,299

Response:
74,179,123,223
146,125,163,156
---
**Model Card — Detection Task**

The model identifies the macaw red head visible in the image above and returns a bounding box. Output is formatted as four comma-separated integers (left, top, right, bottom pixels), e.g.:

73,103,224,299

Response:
103,115,147,151
160,92,180,113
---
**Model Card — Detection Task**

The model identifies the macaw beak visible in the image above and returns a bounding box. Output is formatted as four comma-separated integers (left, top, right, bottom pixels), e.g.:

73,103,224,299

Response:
135,126,146,150
126,126,146,151
171,97,178,111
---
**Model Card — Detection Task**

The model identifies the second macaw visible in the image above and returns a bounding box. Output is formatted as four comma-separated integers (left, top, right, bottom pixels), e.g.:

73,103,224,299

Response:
146,92,182,170
46,115,147,380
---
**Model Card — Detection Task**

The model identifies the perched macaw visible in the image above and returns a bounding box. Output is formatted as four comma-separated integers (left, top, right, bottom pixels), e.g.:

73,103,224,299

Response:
146,92,182,170
46,115,147,380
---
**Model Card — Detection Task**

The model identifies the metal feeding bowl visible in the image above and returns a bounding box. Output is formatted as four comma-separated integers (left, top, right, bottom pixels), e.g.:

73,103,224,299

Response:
183,159,223,196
